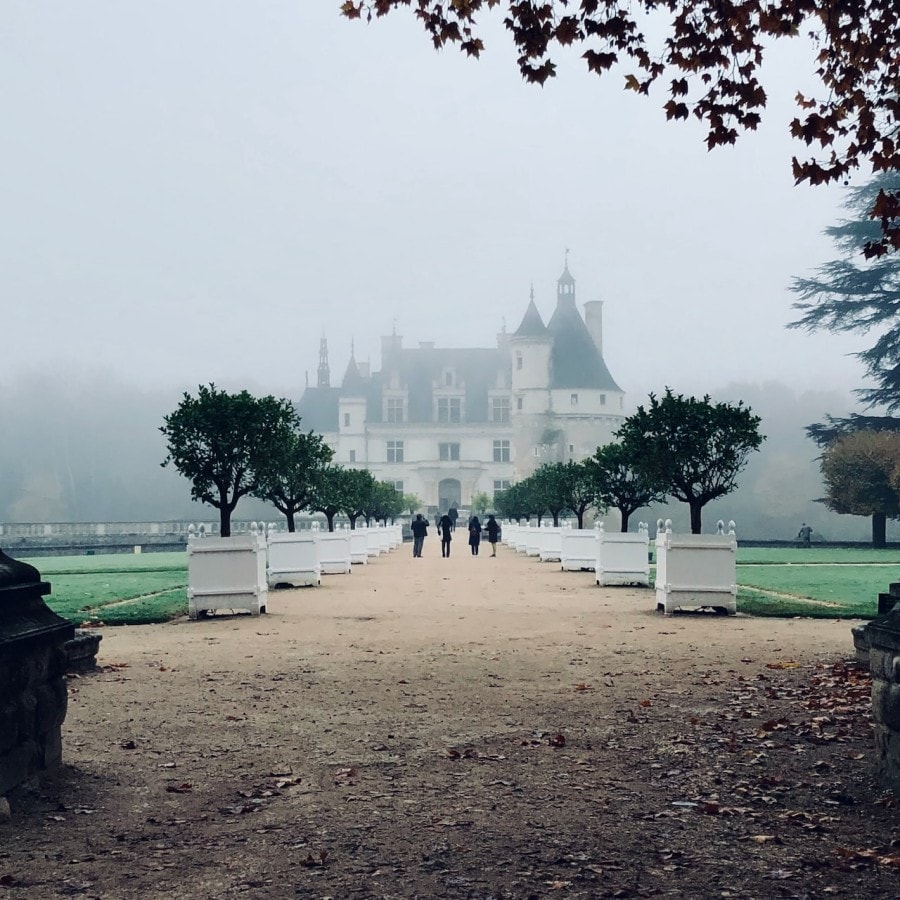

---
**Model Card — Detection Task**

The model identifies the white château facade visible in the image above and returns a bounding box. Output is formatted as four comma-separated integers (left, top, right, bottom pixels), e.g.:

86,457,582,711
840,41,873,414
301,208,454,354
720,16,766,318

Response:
297,264,626,511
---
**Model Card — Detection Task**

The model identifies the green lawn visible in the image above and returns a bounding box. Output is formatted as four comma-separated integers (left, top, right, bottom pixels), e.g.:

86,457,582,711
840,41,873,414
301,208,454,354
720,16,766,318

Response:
22,552,188,626
18,547,900,625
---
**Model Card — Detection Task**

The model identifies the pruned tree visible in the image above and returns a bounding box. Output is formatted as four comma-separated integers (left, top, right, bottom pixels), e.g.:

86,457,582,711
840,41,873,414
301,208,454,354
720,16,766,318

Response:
402,492,424,515
494,482,529,522
309,465,351,532
520,463,568,526
617,389,764,534
821,430,900,548
790,174,900,410
160,384,298,537
341,467,378,529
470,490,491,517
366,480,405,525
255,428,333,532
585,442,667,532
554,460,599,529
342,1,900,257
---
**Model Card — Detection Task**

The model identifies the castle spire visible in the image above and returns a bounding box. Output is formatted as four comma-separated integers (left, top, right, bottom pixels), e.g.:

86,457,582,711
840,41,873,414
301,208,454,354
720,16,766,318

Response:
317,335,330,388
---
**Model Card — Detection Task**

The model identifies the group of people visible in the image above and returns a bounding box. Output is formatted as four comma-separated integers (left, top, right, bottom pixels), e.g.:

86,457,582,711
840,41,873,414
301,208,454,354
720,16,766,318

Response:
410,511,501,558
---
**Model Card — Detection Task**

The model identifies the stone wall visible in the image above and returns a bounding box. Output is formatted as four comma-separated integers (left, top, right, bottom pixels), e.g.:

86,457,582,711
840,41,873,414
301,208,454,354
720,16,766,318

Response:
868,605,900,794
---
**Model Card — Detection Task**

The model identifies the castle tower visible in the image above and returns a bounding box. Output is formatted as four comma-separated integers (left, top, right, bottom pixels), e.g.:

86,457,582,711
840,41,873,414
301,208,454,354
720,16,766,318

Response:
317,336,330,388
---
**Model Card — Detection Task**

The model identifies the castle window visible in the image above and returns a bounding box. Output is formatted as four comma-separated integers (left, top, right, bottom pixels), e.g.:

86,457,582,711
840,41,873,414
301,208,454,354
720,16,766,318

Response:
349,450,356,463
570,393,578,406
445,371,454,386
516,352,523,371
439,442,460,461
344,413,351,427
516,396,523,411
393,480,403,492
386,398,403,422
568,444,575,455
600,394,606,406
438,397,461,423
493,480,510,494
387,441,404,463
492,397,510,423
493,440,510,463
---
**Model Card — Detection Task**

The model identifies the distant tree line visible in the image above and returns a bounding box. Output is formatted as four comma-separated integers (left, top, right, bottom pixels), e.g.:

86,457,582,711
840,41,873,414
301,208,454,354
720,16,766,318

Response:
160,384,404,536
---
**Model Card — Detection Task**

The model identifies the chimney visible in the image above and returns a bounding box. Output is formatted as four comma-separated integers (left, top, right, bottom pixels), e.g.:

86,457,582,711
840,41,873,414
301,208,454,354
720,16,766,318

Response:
583,301,603,355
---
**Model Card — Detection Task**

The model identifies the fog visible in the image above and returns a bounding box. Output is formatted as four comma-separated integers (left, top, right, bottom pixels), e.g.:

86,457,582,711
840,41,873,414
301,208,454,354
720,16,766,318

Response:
1,2,888,537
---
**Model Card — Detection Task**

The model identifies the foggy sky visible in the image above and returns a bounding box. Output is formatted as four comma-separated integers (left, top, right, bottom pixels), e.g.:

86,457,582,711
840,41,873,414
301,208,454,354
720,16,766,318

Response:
2,2,873,405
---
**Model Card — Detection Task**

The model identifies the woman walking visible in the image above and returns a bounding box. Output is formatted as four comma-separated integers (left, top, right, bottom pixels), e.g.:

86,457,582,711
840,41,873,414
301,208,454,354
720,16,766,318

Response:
468,516,482,556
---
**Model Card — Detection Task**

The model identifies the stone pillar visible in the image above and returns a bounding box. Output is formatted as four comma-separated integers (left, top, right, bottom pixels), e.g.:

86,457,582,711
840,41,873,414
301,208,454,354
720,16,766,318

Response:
867,604,900,794
0,548,75,795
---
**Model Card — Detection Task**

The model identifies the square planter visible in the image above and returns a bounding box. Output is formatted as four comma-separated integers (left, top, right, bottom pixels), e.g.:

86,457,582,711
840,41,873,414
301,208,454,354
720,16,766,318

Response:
561,529,599,571
267,532,320,587
188,532,268,618
655,520,736,614
596,523,650,586
316,532,352,575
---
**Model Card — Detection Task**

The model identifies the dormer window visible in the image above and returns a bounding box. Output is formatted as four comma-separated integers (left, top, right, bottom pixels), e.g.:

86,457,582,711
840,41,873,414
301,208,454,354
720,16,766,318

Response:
516,352,523,371
570,393,578,406
445,371,453,386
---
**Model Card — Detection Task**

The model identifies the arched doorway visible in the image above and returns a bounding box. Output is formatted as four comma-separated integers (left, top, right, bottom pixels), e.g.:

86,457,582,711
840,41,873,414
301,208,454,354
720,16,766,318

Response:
438,478,461,513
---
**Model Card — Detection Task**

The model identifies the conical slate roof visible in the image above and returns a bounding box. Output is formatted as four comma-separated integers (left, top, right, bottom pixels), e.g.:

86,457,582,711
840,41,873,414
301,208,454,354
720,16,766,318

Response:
513,298,548,338
341,354,365,392
547,301,621,391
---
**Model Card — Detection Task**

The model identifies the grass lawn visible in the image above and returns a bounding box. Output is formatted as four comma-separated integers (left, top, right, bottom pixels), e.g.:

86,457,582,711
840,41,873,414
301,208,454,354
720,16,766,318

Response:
22,552,188,626
18,546,900,625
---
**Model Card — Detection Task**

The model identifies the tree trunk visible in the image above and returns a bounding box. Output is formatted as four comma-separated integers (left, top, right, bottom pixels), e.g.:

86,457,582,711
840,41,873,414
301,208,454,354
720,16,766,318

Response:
576,509,584,529
689,501,703,535
326,512,335,532
552,511,560,526
219,505,231,538
620,508,631,533
286,508,296,533
873,511,887,548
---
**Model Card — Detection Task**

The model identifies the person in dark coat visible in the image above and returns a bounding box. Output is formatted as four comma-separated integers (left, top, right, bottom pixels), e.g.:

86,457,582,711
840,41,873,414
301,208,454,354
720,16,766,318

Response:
448,506,459,532
485,515,500,557
410,514,428,558
468,516,482,556
439,513,453,558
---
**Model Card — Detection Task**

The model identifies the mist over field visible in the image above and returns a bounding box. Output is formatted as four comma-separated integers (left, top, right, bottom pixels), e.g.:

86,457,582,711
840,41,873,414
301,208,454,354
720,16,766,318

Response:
0,369,888,543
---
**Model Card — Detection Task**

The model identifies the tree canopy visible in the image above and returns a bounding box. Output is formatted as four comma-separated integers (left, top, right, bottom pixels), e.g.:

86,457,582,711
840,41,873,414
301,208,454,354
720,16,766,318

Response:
255,427,334,532
820,430,900,547
342,0,900,257
617,389,764,533
791,174,900,409
585,442,666,532
160,384,298,537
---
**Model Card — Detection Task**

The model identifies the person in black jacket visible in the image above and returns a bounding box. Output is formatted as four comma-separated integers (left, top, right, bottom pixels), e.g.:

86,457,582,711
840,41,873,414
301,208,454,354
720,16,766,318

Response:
439,513,453,557
485,515,500,557
410,514,428,558
468,516,482,556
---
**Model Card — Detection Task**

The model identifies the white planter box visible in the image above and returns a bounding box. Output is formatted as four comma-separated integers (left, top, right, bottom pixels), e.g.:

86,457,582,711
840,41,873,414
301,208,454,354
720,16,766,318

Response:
538,528,563,562
525,529,543,557
366,528,382,557
655,520,737,614
349,528,369,564
379,527,392,553
316,532,352,575
596,524,650,586
514,526,531,554
502,522,518,546
561,529,599,571
188,533,268,618
267,532,320,587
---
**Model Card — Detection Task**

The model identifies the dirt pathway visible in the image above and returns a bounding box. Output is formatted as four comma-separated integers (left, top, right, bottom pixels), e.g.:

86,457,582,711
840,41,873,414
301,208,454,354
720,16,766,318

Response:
2,540,896,899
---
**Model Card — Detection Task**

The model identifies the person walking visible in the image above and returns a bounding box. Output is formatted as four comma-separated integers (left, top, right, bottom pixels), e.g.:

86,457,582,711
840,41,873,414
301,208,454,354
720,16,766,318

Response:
468,515,482,556
448,506,459,532
797,523,813,547
439,512,453,558
410,514,428,558
485,514,500,557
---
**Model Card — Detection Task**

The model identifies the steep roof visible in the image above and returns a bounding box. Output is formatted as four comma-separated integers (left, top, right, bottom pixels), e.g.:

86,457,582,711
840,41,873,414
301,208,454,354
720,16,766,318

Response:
547,302,622,391
295,386,341,432
513,298,548,338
